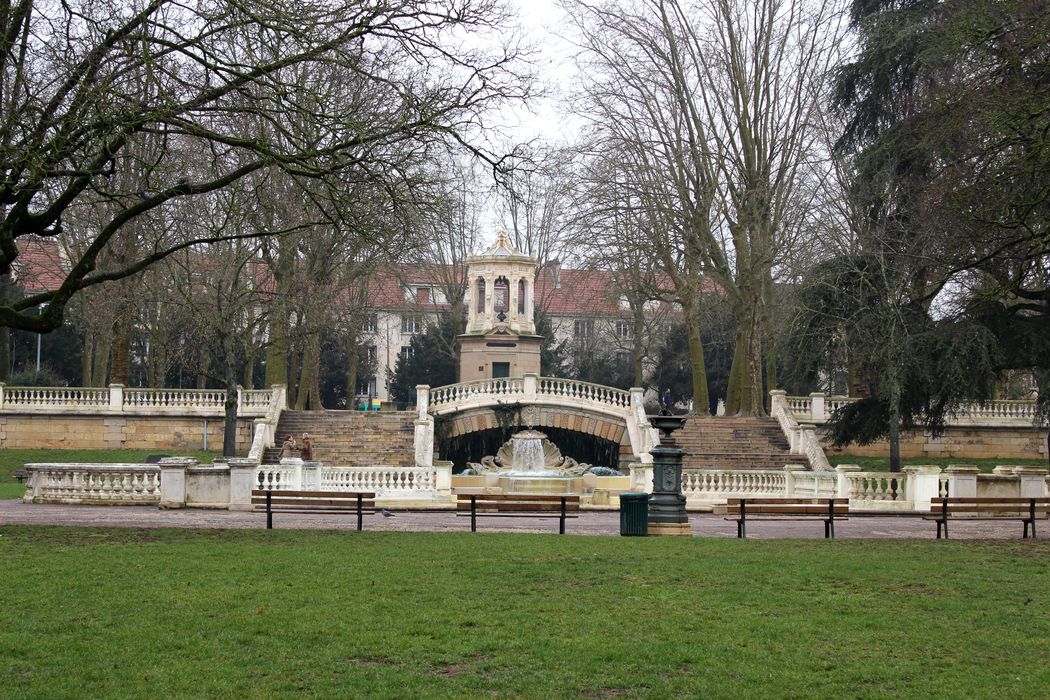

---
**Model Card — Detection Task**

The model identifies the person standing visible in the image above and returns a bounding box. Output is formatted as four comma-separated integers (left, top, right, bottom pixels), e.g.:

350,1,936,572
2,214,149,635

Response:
661,388,673,413
299,433,314,461
279,434,298,459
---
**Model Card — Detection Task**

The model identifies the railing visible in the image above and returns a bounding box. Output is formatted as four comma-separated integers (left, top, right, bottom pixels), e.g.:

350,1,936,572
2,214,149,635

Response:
536,377,631,408
0,383,276,417
247,386,286,462
429,377,524,407
788,395,1040,427
3,386,108,407
256,463,298,491
254,462,448,501
769,391,832,471
681,469,787,499
792,471,837,498
844,472,907,504
428,375,632,415
321,466,437,499
23,464,161,504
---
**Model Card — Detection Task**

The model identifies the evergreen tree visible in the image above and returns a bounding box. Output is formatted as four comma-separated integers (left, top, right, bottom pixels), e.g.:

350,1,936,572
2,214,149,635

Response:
388,313,462,404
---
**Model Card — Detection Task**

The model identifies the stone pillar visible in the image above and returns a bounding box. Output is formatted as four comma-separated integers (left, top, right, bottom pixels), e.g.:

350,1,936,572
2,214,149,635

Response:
903,465,942,512
647,415,690,536
523,373,538,402
1014,467,1049,497
298,461,320,490
810,392,826,422
835,464,860,499
783,464,807,497
416,385,430,420
158,457,197,509
0,382,5,406
434,460,453,500
227,457,257,511
628,463,652,493
414,419,434,468
108,383,124,412
945,464,978,499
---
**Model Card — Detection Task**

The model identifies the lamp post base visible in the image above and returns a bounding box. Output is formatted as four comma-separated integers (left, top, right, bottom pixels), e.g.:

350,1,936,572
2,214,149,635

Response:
647,522,692,537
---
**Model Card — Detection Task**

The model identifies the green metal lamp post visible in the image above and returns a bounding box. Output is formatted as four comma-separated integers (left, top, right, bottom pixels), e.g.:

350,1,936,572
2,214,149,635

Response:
646,413,691,536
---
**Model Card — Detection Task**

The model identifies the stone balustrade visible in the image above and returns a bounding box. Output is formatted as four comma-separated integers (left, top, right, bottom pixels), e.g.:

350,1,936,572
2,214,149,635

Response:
254,460,452,502
0,383,277,417
428,375,631,414
787,394,1040,427
23,464,162,504
681,469,788,499
769,391,833,471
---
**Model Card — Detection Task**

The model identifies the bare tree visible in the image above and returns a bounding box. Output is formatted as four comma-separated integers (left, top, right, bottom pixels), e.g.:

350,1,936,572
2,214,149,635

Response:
0,0,529,332
566,0,843,415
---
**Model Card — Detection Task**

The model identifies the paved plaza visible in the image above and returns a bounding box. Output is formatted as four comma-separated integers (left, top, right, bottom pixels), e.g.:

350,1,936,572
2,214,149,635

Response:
1,498,1041,540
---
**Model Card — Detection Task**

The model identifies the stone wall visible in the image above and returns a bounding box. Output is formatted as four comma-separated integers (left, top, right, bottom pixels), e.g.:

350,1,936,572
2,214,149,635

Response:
0,414,252,451
823,425,1049,460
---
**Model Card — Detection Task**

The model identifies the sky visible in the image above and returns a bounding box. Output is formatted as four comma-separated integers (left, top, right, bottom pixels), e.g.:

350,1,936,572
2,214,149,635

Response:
500,0,582,144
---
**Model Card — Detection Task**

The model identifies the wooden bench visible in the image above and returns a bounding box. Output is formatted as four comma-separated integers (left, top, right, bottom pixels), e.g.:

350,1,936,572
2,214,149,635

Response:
13,469,29,483
724,498,849,539
456,493,580,534
924,497,1050,539
251,489,376,530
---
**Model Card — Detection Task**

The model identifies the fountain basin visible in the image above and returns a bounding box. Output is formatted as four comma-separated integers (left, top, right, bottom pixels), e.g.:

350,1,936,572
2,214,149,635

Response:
497,475,585,495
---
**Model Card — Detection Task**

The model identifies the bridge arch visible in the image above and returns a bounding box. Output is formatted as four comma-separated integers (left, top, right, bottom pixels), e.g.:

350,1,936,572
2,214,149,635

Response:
413,375,658,469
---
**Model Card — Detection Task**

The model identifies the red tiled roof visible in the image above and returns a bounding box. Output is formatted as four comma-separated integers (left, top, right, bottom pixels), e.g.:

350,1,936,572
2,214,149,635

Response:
13,237,67,293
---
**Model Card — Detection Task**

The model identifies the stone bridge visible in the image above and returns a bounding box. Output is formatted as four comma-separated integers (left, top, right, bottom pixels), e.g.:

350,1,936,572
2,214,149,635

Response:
412,375,659,468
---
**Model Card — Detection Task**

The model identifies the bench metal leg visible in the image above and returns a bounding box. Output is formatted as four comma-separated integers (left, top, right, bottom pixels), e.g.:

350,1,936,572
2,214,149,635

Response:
471,496,477,533
266,490,273,530
357,493,363,532
559,497,566,535
736,520,745,538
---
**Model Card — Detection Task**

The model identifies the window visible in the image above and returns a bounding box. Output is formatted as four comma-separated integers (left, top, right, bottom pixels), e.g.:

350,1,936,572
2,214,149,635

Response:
616,321,633,339
574,319,594,338
365,344,377,364
517,279,526,314
401,315,421,334
416,287,430,304
362,314,377,333
476,278,486,313
400,345,414,360
618,352,632,367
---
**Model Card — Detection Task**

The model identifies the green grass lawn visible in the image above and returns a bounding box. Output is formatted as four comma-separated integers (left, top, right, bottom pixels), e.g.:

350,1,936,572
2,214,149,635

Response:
828,454,1048,473
0,449,221,500
1,527,1047,698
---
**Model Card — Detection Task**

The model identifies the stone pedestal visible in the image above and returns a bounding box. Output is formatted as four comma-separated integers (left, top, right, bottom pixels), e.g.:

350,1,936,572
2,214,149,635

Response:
646,414,690,536
158,457,197,509
227,458,258,511
945,465,978,499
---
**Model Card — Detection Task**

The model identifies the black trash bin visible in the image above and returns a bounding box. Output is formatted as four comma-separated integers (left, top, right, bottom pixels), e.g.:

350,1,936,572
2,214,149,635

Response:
619,492,650,536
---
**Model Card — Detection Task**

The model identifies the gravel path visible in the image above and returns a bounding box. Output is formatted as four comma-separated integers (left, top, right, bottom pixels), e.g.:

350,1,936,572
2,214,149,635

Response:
0,498,1041,539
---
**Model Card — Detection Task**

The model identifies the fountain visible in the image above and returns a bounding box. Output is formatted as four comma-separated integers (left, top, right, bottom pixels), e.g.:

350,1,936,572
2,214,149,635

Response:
469,429,589,494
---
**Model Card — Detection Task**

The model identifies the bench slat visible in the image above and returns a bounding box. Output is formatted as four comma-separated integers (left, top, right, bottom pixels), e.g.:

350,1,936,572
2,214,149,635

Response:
456,503,580,513
252,490,375,499
253,497,375,507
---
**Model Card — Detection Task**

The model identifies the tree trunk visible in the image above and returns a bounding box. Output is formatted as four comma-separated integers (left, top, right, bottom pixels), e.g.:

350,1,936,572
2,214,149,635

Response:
223,340,239,456
0,274,12,381
109,312,134,385
681,296,709,415
92,334,111,387
888,376,902,473
762,270,776,411
265,236,295,390
345,344,359,409
296,331,323,410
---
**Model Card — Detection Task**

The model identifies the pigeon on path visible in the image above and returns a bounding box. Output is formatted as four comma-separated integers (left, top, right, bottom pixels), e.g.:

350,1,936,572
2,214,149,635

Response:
381,508,396,518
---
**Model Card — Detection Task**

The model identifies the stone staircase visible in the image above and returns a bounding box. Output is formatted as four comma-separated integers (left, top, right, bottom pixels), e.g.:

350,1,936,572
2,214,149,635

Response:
677,416,809,471
262,410,416,467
